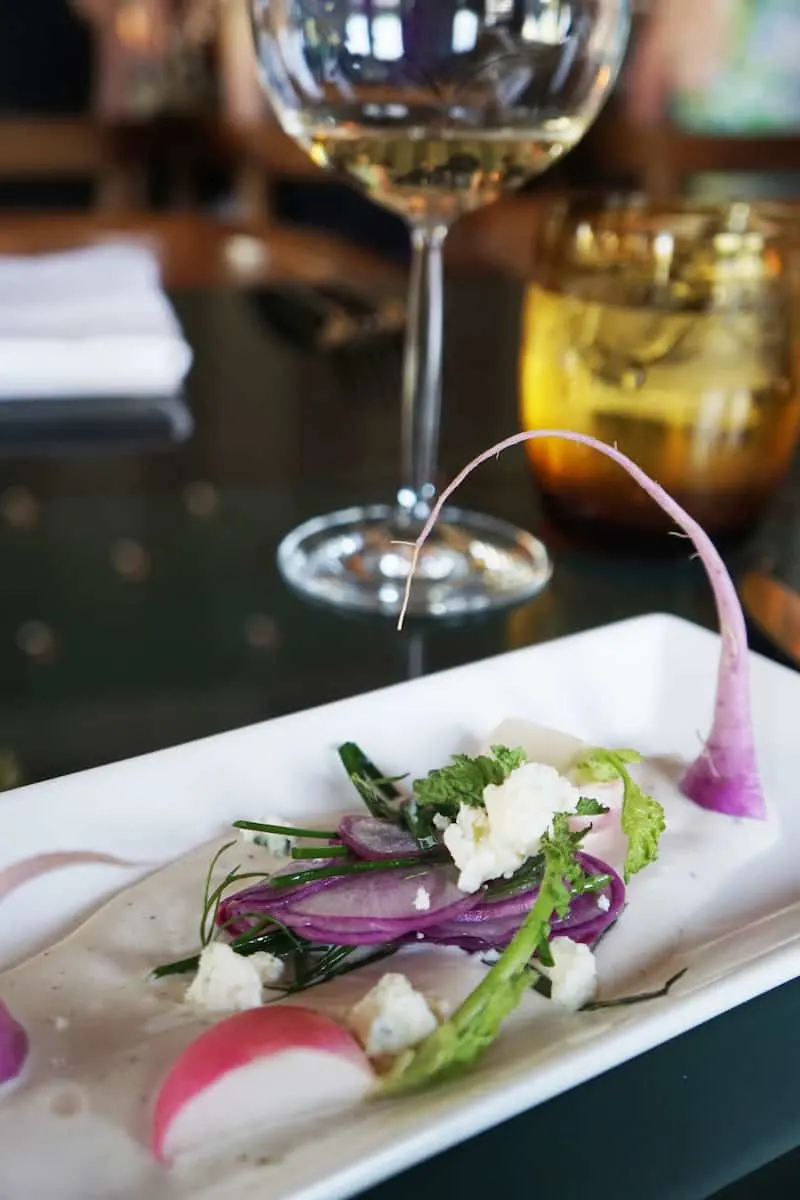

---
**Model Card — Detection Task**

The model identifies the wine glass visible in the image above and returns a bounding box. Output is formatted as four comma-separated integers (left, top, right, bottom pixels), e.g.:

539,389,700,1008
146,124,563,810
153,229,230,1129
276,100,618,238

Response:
251,0,630,617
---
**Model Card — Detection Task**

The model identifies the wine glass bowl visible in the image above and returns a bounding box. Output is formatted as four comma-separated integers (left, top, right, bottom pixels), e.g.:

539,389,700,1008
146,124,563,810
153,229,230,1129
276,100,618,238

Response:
251,0,630,617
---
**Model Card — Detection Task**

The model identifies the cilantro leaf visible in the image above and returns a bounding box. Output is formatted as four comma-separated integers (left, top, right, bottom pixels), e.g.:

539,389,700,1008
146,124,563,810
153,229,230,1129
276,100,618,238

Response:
575,796,609,817
490,745,529,775
381,806,590,1096
412,745,527,815
577,749,665,883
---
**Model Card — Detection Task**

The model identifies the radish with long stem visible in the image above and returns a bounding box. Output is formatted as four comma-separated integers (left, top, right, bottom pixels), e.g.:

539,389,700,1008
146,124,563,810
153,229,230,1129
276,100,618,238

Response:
398,430,765,821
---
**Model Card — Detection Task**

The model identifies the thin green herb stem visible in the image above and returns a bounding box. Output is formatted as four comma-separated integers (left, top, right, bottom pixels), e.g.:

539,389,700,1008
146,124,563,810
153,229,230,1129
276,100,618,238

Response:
201,869,273,944
150,954,203,980
276,943,401,997
269,851,447,889
291,844,349,860
234,820,339,839
151,914,309,980
199,840,236,945
577,873,612,894
583,967,688,1011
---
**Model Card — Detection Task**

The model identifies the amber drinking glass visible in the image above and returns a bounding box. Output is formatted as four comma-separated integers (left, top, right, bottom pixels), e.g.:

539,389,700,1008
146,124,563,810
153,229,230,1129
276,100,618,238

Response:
519,197,800,538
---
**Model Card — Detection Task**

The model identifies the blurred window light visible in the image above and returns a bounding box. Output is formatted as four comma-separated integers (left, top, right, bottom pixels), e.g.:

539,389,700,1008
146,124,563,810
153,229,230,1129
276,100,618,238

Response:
522,2,572,44
345,13,372,55
486,0,514,23
453,7,479,53
114,1,155,52
372,14,404,61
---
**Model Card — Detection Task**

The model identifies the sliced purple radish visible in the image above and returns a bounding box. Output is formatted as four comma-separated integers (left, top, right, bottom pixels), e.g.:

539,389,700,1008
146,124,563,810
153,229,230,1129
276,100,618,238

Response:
420,931,515,952
337,815,424,861
422,917,520,946
422,853,623,950
575,853,625,911
217,866,344,934
278,920,412,946
281,863,477,931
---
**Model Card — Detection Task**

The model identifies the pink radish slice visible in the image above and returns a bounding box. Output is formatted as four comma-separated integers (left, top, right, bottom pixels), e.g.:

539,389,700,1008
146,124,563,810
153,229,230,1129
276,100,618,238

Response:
337,814,423,860
0,999,28,1086
152,1005,374,1164
282,863,478,929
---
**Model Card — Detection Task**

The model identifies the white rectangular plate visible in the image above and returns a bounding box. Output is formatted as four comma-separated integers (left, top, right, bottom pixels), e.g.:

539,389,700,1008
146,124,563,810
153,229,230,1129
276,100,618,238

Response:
1,613,800,1200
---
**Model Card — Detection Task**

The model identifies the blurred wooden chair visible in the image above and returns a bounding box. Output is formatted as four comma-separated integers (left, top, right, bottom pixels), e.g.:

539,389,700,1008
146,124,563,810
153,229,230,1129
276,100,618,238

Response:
576,100,800,199
0,117,141,210
0,114,271,213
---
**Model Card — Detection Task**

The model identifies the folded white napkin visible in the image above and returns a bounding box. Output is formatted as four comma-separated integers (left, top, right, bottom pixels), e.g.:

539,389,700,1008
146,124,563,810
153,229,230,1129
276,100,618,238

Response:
0,244,194,399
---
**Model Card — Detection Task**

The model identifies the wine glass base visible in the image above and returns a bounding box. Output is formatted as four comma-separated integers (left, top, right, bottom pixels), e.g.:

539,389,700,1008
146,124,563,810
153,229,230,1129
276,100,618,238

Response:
277,504,552,618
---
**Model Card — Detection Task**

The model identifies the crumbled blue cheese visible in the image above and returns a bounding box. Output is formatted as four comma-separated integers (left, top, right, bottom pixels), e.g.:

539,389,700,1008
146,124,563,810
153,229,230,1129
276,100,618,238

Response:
442,761,579,893
348,973,438,1058
185,943,284,1012
240,815,296,858
413,885,431,912
251,952,285,985
597,893,611,913
544,938,598,1011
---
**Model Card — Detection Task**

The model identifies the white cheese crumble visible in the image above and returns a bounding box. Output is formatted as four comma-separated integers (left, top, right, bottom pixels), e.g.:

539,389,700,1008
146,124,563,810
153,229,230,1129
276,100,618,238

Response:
251,952,286,985
185,943,284,1013
240,814,296,857
443,761,579,893
544,938,598,1012
413,885,431,912
348,973,438,1059
597,893,611,913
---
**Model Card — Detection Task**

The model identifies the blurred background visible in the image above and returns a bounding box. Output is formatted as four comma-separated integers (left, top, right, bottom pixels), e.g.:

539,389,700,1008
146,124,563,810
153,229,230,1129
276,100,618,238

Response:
0,0,799,791
1,0,797,232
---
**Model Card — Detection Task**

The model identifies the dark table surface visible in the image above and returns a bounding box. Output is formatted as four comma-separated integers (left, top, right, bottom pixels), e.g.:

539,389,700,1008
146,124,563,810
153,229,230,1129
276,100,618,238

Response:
1,277,799,1199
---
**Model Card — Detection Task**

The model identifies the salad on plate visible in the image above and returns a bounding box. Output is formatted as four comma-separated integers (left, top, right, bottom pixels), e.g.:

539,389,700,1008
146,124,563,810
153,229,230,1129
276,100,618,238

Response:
0,431,778,1184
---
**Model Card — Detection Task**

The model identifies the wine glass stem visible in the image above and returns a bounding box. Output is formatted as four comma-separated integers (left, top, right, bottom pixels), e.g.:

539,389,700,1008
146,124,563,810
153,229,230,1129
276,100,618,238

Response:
397,222,448,528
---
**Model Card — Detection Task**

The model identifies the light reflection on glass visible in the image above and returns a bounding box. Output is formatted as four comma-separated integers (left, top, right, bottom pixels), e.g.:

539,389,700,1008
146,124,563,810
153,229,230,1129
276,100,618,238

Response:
485,0,514,24
522,2,572,45
452,7,479,53
371,13,404,61
345,13,371,56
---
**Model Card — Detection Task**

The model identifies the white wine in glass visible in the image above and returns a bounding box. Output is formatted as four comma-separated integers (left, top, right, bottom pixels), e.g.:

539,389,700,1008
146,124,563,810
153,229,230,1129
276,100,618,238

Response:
252,0,630,617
